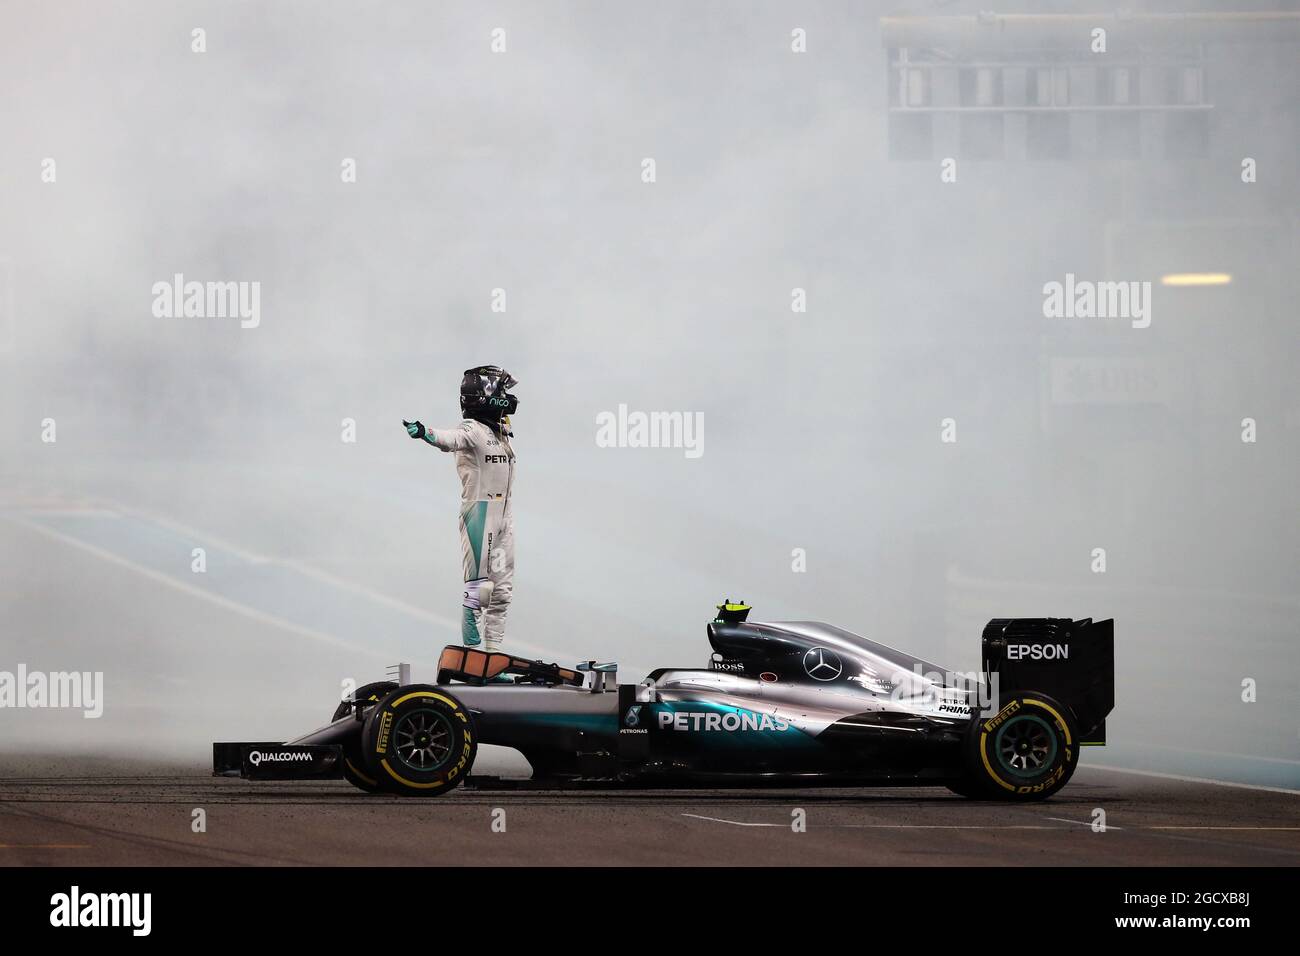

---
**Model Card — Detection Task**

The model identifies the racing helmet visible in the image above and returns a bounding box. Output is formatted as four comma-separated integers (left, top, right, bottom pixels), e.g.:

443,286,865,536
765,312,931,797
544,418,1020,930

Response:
460,365,519,423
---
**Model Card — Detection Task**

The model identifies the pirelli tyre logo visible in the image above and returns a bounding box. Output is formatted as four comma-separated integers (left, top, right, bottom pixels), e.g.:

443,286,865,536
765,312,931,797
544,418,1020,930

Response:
376,711,393,754
982,698,1021,733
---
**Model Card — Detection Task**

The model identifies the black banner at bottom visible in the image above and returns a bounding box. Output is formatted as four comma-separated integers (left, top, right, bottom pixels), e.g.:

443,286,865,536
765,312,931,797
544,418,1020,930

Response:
0,866,1285,940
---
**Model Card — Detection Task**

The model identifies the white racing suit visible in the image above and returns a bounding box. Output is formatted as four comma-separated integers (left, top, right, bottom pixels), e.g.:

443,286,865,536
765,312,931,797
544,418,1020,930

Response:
424,419,516,651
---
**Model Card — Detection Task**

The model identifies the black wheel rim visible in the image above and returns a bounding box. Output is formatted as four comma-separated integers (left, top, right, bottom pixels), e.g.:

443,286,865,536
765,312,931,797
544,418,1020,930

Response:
994,713,1058,777
392,708,455,773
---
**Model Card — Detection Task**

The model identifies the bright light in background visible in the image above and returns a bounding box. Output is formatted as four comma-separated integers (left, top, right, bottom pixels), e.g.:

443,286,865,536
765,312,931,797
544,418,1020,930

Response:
1161,272,1233,286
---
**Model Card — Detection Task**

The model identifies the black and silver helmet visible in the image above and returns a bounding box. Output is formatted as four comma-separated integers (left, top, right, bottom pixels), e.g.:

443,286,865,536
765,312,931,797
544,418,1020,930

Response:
459,365,519,423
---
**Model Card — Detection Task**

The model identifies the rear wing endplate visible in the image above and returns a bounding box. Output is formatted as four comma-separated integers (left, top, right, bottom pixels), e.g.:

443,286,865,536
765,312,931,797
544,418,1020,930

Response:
982,617,1114,744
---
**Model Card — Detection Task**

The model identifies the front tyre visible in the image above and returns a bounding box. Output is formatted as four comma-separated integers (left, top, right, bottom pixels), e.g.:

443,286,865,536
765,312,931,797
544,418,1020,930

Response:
964,693,1079,801
332,681,398,793
361,686,476,796
332,681,398,722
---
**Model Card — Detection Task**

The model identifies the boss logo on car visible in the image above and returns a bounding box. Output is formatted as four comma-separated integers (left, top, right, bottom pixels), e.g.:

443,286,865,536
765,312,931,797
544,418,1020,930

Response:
1008,643,1069,660
658,709,791,732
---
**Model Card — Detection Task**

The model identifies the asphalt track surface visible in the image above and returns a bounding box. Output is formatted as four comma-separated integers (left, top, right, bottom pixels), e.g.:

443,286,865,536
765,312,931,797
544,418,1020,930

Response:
1,762,1296,866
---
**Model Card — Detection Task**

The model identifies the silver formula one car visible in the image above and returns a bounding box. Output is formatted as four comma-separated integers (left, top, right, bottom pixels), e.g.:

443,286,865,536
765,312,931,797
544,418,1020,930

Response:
213,601,1114,801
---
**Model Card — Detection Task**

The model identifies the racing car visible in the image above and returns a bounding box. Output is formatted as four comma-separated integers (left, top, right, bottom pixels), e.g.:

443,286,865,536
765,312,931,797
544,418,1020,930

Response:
213,602,1114,800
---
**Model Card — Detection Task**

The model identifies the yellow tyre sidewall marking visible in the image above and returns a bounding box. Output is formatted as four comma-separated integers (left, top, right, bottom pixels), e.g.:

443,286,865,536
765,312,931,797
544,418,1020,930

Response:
381,759,446,789
390,690,461,710
979,738,1018,792
979,698,1072,792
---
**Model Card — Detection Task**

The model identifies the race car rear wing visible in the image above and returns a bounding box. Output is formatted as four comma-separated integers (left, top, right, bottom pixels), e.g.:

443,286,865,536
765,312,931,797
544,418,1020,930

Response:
981,617,1114,745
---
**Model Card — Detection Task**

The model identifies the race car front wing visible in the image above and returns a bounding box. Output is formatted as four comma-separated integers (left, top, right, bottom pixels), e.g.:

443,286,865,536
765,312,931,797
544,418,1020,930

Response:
212,742,344,780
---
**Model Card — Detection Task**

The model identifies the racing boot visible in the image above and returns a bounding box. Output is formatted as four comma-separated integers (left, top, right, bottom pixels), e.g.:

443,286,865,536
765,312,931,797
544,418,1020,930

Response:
461,578,494,647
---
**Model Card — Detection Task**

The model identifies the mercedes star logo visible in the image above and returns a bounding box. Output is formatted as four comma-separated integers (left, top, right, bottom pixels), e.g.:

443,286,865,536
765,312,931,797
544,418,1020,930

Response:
802,647,843,681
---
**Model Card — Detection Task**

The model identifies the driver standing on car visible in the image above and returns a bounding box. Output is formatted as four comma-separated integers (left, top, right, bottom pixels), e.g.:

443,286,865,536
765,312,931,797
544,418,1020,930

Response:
403,366,518,653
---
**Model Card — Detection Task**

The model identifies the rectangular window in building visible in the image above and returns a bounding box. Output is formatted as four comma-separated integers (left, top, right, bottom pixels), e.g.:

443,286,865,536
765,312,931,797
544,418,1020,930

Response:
961,67,1003,107
1030,68,1053,106
1098,111,1141,159
960,113,1004,159
1027,112,1070,159
1109,67,1132,106
1028,68,1070,108
906,68,928,107
1165,111,1209,158
1180,66,1204,105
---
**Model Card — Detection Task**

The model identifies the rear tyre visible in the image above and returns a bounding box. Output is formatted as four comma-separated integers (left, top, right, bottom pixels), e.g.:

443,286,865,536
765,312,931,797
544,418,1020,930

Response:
963,693,1079,801
332,681,398,794
361,686,476,796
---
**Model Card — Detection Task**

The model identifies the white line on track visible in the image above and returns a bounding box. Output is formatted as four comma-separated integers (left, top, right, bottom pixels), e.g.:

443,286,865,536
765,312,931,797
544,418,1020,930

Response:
1045,817,1298,832
685,813,1300,833
1044,817,1124,830
1145,826,1300,831
1119,744,1300,767
1089,764,1300,796
681,814,782,827
681,814,1060,829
